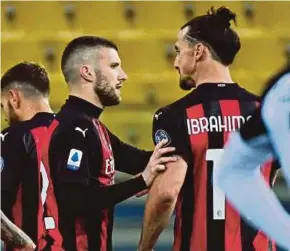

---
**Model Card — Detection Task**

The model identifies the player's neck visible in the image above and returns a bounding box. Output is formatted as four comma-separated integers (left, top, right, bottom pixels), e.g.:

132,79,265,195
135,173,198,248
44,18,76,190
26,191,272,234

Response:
21,99,53,121
194,63,234,87
69,89,104,110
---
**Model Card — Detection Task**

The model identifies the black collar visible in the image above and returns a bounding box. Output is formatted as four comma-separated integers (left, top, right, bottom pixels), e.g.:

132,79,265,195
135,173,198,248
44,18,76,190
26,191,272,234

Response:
64,95,103,118
196,82,238,90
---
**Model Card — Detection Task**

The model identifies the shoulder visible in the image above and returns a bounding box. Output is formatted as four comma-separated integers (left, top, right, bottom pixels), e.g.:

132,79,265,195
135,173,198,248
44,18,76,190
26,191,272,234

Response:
50,114,96,149
237,86,261,102
1,122,30,145
153,93,191,124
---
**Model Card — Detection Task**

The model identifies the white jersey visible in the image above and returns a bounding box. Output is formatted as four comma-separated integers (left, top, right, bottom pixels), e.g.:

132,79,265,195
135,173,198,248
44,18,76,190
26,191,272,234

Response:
215,68,290,250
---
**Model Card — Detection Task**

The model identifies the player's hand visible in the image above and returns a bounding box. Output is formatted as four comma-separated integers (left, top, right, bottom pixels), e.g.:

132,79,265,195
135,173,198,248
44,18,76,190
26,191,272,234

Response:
142,139,178,187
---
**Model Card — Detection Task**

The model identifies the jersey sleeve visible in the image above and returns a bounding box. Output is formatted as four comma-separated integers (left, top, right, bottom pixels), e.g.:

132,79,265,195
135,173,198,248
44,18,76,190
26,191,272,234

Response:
1,129,25,193
152,108,189,160
49,119,101,186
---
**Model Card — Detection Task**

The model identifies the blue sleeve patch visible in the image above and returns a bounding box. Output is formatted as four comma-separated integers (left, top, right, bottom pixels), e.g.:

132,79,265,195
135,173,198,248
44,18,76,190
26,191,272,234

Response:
67,149,83,171
154,129,171,146
0,157,4,172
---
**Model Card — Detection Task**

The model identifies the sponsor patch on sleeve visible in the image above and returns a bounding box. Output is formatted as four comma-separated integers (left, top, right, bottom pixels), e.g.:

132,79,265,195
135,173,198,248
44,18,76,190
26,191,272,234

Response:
0,157,4,172
154,129,171,146
67,149,83,171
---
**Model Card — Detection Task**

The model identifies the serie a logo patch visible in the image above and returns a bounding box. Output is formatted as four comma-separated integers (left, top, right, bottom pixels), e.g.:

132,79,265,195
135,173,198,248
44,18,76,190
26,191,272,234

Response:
67,149,83,171
154,129,171,146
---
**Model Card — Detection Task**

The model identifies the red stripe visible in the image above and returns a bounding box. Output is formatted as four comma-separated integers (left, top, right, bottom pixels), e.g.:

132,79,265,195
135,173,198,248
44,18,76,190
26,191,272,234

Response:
253,231,272,251
100,209,109,250
261,162,272,185
34,122,64,249
219,100,242,251
31,129,46,243
173,194,183,250
186,104,208,251
12,185,23,228
75,218,88,250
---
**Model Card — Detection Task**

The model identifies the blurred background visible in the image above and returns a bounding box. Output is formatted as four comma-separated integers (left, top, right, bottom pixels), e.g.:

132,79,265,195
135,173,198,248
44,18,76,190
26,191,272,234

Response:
1,1,290,250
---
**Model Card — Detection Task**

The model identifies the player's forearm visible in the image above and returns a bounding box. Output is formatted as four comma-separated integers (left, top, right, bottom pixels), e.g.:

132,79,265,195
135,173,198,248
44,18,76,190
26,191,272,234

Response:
98,175,147,207
1,211,36,249
139,179,177,251
60,176,147,213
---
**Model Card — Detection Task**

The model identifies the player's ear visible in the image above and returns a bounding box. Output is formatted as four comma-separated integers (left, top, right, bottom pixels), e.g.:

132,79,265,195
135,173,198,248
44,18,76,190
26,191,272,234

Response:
8,89,21,109
193,43,205,61
80,65,94,83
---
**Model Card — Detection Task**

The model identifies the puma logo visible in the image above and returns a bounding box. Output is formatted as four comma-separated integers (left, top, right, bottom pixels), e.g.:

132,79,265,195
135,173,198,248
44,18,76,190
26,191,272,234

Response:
75,127,88,137
154,112,163,120
0,132,8,141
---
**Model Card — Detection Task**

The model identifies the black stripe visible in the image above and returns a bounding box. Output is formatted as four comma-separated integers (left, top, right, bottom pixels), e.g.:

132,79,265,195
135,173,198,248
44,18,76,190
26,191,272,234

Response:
239,100,258,120
239,100,259,251
180,111,195,251
58,207,77,251
203,101,225,251
84,212,102,250
22,135,39,243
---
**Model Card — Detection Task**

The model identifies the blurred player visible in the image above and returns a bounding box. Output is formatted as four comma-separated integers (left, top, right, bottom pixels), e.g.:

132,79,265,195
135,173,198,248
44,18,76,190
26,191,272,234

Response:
1,62,63,250
1,210,36,250
138,7,279,251
44,36,177,251
216,66,290,250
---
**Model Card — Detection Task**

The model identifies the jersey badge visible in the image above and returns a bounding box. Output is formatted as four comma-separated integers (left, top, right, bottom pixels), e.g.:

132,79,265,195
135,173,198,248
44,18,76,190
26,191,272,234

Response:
0,157,4,172
67,149,83,171
154,129,171,146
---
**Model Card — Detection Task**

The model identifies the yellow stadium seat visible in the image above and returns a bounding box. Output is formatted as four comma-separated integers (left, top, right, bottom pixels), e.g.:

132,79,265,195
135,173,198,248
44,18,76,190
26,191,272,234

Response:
232,34,287,73
121,71,183,106
73,2,132,34
231,69,273,95
1,38,68,74
100,109,155,150
49,74,69,107
116,36,176,74
129,2,194,32
1,2,80,35
251,2,290,34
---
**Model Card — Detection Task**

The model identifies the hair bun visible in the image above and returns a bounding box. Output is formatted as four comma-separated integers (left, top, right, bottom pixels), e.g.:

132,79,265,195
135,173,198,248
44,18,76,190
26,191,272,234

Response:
208,6,237,28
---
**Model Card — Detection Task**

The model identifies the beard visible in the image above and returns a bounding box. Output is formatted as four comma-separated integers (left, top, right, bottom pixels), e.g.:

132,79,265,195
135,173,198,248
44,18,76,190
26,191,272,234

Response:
179,75,196,90
93,70,121,107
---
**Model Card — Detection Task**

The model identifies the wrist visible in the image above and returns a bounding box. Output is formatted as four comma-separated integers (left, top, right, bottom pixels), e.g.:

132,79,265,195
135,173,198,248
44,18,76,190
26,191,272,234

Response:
141,171,152,187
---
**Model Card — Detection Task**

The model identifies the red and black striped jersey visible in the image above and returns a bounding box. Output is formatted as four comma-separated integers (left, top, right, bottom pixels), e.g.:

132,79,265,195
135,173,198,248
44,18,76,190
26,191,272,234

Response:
152,83,278,251
44,96,150,251
1,113,63,251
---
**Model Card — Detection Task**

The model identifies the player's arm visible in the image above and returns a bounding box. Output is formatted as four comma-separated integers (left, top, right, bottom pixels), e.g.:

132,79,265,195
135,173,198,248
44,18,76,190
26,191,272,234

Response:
215,87,290,251
139,110,188,251
50,120,177,214
1,210,36,250
107,130,152,175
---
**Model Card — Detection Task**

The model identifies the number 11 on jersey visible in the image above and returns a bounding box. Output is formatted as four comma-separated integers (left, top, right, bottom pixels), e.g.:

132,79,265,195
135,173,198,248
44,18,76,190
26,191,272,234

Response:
206,149,225,220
